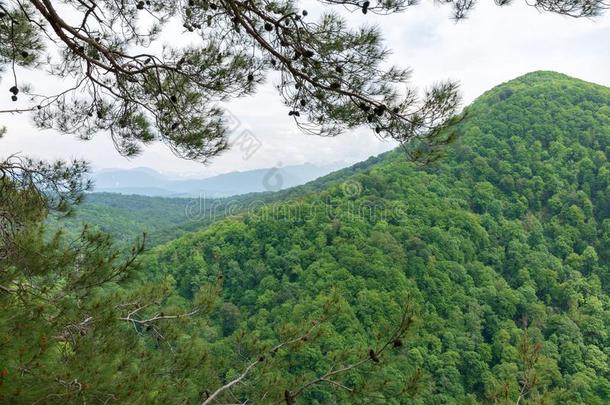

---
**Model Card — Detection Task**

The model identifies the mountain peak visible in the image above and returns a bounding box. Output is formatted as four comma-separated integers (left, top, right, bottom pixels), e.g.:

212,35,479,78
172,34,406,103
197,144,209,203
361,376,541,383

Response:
511,70,570,83
496,70,607,91
471,70,608,111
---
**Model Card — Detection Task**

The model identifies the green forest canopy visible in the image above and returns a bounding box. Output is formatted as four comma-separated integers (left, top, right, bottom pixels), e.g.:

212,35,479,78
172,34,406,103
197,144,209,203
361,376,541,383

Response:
3,71,610,403
142,71,610,403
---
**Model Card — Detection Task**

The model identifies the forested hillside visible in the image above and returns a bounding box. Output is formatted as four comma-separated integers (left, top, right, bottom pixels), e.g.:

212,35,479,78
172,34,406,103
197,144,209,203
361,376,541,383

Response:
141,71,610,403
52,155,388,247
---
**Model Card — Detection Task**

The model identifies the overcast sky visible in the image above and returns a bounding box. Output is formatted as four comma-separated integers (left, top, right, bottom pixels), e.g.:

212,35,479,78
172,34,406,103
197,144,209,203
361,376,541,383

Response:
1,1,609,177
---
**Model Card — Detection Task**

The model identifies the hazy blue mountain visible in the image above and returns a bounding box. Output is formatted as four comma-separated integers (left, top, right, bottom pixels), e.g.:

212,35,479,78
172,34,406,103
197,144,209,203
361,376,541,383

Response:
91,162,348,197
91,167,173,195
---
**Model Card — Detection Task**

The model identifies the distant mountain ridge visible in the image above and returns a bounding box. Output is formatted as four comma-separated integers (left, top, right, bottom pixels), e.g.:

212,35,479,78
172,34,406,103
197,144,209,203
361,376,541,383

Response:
91,162,348,197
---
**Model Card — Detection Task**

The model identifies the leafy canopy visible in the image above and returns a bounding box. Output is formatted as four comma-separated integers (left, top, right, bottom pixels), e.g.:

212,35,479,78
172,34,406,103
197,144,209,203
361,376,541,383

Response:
139,72,610,403
3,70,610,404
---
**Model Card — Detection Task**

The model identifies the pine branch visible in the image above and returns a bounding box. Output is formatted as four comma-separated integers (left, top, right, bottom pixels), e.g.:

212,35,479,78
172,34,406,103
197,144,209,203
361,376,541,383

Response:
201,322,321,405
119,308,201,325
282,301,415,403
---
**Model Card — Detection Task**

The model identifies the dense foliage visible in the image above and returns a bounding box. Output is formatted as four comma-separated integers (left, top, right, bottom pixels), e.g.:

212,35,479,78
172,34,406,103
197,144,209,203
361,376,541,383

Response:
47,193,209,246
142,71,610,403
50,190,311,247
4,71,609,403
1,166,229,403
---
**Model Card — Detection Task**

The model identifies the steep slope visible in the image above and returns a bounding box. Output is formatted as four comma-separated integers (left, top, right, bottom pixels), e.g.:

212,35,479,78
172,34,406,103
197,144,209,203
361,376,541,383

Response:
146,72,610,402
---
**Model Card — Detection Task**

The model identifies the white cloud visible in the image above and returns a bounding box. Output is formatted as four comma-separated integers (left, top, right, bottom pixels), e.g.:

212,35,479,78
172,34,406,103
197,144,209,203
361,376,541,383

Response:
1,2,608,176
